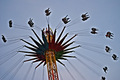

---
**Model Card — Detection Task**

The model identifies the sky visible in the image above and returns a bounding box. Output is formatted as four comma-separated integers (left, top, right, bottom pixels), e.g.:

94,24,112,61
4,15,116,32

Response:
0,0,120,80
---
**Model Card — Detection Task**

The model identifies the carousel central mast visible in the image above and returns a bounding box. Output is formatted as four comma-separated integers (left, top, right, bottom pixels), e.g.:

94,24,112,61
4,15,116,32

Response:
46,50,59,80
45,25,59,80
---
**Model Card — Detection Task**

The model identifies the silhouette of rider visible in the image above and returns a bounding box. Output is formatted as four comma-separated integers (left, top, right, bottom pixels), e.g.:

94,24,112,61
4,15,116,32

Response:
105,46,111,53
103,66,108,73
101,76,106,80
2,35,7,43
81,12,90,21
45,8,51,16
62,15,71,24
91,28,98,34
9,20,12,28
28,18,34,27
112,54,118,60
106,31,113,39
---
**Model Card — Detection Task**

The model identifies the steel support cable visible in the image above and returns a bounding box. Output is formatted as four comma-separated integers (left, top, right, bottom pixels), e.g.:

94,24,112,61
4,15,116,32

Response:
68,32,86,36
0,56,25,80
67,60,87,80
8,36,29,42
0,45,24,59
76,58,101,76
64,66,76,80
70,30,90,34
0,52,18,66
55,21,63,30
9,62,24,80
68,32,92,37
42,66,44,80
57,68,63,80
77,34,93,36
14,24,29,28
58,71,63,80
95,31,106,37
13,27,31,31
1,31,32,48
66,17,80,28
77,33,105,37
68,31,92,36
0,39,22,48
14,23,42,31
75,41,104,50
23,63,33,80
77,31,90,35
68,28,89,33
91,34,105,37
13,24,31,30
31,69,36,80
34,25,42,31
0,46,24,65
7,35,29,40
46,16,49,25
75,52,103,68
14,24,31,29
69,28,104,37
97,33,104,36
7,38,27,43
81,45,110,57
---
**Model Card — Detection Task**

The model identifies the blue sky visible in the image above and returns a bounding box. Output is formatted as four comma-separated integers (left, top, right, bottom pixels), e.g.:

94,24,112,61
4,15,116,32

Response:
0,0,120,80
